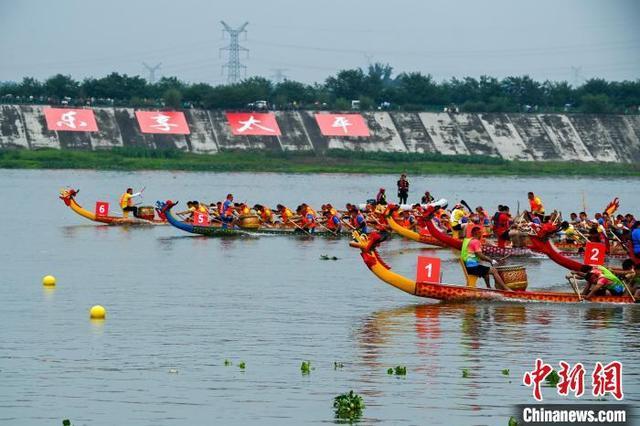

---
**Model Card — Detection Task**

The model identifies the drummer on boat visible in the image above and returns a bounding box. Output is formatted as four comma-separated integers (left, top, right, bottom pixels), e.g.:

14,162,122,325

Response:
461,226,510,291
119,187,142,218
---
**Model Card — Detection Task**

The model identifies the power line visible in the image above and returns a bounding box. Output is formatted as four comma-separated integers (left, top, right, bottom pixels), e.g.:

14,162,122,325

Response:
270,68,288,83
220,21,249,84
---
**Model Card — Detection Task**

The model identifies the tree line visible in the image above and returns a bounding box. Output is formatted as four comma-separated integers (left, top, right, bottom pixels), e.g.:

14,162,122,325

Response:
1,64,639,114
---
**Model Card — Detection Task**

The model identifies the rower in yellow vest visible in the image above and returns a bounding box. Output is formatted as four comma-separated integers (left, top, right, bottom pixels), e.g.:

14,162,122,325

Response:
119,187,142,218
450,203,467,239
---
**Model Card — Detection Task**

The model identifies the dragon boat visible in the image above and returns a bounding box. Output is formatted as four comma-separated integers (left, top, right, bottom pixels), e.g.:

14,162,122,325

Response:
159,201,354,237
59,188,166,225
405,204,535,257
349,230,635,305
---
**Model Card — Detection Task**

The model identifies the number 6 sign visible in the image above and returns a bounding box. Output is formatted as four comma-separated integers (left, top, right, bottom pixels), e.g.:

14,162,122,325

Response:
584,242,605,265
417,256,441,284
95,201,109,217
192,211,210,226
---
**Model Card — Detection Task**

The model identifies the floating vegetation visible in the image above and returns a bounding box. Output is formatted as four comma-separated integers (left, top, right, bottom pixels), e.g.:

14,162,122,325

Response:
224,359,232,366
462,368,470,378
320,254,339,261
502,369,510,376
301,360,313,375
333,390,365,421
62,421,71,426
545,370,560,387
387,365,407,376
239,361,246,370
508,416,519,426
334,362,344,370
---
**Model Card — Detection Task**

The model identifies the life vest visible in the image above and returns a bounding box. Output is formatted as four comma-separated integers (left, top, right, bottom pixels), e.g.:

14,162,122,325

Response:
302,209,316,228
261,208,272,222
198,205,207,213
119,193,132,209
596,266,623,290
461,238,479,267
326,214,341,230
451,208,465,227
352,213,366,229
281,208,293,222
530,197,544,214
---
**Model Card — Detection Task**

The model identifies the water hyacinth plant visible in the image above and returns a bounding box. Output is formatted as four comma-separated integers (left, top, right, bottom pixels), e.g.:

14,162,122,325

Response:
301,360,313,374
333,390,365,421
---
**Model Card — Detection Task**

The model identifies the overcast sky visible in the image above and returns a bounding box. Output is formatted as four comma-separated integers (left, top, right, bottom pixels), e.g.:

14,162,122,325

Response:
1,0,638,85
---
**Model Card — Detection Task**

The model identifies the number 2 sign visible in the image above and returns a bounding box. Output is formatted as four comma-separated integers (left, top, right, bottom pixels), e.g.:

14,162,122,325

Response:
193,211,210,226
416,256,441,284
95,201,109,217
584,242,605,265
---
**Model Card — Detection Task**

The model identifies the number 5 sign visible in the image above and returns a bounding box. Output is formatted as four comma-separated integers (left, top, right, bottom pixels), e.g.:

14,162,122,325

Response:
192,211,210,226
95,201,109,217
584,242,605,265
416,256,441,283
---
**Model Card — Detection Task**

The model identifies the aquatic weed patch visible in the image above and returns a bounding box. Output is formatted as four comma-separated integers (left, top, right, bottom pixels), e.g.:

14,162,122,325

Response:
333,390,365,421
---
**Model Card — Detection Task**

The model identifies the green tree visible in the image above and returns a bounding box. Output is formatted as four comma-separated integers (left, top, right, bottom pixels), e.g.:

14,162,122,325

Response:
163,88,183,109
579,94,612,113
45,74,79,99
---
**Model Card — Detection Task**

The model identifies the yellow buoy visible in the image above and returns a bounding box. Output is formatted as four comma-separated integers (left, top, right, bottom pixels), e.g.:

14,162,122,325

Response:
42,275,56,287
90,305,106,320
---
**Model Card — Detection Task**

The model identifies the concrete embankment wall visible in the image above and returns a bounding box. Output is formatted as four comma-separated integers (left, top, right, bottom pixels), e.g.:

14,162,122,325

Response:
1,105,639,162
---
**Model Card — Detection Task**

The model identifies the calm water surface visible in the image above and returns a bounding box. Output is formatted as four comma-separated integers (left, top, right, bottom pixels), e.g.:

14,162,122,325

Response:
0,170,638,425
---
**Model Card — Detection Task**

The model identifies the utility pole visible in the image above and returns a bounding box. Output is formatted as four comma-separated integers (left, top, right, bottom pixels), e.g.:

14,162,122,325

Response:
270,68,288,84
570,66,583,87
220,21,249,84
142,62,162,84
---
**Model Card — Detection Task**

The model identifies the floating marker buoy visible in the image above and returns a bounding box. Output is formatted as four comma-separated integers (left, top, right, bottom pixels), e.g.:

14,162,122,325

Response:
42,275,56,287
90,305,106,319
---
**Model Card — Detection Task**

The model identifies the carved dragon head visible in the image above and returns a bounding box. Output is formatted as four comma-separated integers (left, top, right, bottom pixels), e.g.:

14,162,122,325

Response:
59,188,78,206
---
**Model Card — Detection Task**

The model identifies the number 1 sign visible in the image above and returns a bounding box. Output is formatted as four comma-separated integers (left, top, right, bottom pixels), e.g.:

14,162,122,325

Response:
584,242,605,265
95,201,109,217
416,256,441,284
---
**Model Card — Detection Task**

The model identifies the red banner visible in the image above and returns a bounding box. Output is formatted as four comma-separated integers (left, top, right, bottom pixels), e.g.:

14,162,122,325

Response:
226,112,281,136
584,242,606,265
315,113,370,137
416,256,441,283
95,201,109,217
44,108,98,132
135,111,190,134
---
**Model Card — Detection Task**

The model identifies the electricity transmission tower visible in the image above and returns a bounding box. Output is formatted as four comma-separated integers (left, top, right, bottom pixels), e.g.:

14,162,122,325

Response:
270,68,288,83
220,21,249,84
142,62,162,84
570,66,583,87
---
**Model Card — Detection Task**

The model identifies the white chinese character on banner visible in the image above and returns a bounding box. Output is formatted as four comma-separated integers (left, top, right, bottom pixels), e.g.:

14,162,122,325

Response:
331,116,352,134
56,111,87,129
150,114,178,132
237,116,275,133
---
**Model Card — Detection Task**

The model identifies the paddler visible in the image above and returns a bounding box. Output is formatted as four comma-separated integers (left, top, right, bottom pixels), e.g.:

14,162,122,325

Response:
349,205,369,234
461,226,510,291
324,207,342,233
421,191,434,204
493,205,511,248
527,191,545,219
577,265,626,299
276,204,294,224
450,203,467,239
119,187,142,218
300,204,317,233
376,188,387,205
254,204,274,224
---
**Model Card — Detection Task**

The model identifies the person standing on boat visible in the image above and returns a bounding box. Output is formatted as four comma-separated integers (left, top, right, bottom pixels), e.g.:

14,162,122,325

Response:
461,227,510,291
397,174,409,205
220,194,235,229
527,192,545,219
631,221,640,257
119,187,142,218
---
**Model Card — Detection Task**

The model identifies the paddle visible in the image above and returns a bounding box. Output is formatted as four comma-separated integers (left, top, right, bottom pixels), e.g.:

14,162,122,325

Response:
290,218,312,235
460,199,472,212
567,274,584,302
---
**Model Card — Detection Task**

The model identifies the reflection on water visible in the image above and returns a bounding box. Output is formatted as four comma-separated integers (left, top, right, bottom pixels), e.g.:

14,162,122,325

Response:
1,170,639,425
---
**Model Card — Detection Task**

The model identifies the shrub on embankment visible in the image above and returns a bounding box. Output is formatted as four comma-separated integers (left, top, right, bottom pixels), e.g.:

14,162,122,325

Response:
1,148,638,176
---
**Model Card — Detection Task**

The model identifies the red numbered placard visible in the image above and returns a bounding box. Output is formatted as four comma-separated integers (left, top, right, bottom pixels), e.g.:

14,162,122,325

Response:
193,211,210,226
584,242,605,265
416,256,441,284
95,201,109,217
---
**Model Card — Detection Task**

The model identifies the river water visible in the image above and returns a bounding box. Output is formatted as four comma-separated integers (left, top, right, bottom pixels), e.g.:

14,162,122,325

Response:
1,170,638,425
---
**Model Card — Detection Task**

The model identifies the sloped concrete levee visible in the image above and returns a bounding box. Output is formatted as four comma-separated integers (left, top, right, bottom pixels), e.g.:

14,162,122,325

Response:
0,105,638,162
452,113,499,157
478,113,532,160
508,114,560,160
0,105,29,148
389,112,436,153
419,113,469,155
537,114,594,161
